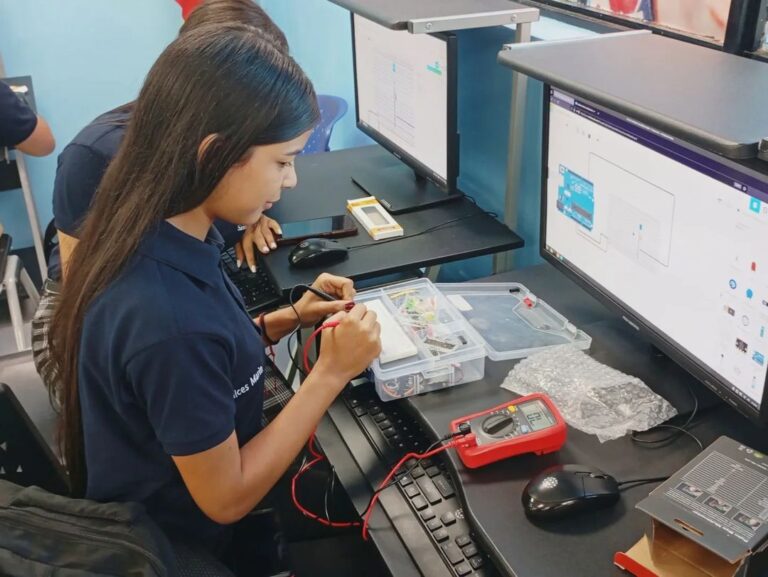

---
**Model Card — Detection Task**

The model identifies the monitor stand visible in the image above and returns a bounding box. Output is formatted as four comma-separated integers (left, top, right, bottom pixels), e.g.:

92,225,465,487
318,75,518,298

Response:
351,164,459,214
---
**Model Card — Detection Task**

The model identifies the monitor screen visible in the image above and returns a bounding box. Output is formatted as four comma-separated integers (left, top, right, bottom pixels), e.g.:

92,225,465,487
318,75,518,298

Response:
352,14,453,189
543,87,768,420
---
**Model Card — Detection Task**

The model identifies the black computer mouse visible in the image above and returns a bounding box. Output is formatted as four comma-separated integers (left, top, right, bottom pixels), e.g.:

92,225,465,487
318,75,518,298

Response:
522,464,620,520
288,237,349,269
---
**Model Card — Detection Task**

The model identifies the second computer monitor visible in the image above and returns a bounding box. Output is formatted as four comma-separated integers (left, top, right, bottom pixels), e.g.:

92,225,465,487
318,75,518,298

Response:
542,86,768,424
351,14,458,214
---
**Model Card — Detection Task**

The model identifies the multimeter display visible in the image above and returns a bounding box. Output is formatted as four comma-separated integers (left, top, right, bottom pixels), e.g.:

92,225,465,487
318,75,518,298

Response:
450,393,567,469
519,400,556,431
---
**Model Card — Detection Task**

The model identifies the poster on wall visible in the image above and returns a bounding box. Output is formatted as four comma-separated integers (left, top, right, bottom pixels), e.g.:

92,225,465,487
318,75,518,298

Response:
566,0,731,43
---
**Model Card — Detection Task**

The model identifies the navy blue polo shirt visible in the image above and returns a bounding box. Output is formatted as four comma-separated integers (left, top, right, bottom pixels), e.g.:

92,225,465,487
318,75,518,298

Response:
49,106,242,280
0,81,37,148
79,221,266,546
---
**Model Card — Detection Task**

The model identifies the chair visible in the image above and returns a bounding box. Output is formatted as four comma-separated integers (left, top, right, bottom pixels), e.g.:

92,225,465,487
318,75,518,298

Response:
0,234,41,351
0,382,69,495
302,95,349,155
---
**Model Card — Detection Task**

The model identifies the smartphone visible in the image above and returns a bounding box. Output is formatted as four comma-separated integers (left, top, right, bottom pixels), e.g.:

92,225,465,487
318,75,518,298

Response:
276,214,358,246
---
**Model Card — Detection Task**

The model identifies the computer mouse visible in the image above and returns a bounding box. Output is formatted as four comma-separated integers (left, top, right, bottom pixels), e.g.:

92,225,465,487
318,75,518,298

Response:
288,237,349,269
522,464,620,520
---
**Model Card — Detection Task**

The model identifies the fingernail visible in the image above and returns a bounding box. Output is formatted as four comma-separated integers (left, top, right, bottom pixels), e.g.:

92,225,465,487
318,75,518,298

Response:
270,243,277,249
250,265,256,273
236,259,242,268
277,228,283,235
261,246,269,254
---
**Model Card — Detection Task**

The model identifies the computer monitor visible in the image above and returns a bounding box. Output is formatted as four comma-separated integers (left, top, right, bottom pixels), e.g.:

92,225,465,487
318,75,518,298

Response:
541,86,768,424
351,14,459,214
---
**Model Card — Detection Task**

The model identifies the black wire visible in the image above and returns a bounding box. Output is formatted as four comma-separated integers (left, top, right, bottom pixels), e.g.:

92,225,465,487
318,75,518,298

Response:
286,285,310,378
345,213,494,251
631,381,701,448
640,425,704,451
617,476,669,491
460,193,499,218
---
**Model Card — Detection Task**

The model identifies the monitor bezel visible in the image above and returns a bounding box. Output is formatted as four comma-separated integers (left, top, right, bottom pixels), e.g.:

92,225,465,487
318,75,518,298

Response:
351,13,459,193
539,84,768,424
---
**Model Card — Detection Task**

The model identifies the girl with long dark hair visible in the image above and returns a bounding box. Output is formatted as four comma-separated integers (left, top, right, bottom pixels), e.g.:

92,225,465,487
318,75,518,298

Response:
50,23,380,571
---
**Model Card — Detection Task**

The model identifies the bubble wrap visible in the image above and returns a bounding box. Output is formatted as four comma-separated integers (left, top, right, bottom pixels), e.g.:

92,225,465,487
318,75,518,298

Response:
502,346,677,442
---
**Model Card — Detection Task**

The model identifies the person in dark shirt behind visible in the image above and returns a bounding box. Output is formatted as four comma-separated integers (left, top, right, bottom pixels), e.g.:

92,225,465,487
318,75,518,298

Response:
0,80,55,156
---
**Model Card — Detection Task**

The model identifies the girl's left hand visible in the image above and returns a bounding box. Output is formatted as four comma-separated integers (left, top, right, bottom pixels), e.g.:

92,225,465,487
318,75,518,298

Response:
294,273,355,327
235,215,282,273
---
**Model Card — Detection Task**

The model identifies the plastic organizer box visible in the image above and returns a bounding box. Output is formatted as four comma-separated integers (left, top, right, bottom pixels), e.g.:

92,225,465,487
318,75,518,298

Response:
356,279,592,402
355,279,486,402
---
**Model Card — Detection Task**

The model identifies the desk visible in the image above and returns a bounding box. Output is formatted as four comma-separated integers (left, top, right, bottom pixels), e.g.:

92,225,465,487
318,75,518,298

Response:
317,263,768,577
262,146,524,295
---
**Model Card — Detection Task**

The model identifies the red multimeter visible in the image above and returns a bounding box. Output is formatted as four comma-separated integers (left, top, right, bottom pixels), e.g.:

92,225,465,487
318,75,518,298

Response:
450,393,567,469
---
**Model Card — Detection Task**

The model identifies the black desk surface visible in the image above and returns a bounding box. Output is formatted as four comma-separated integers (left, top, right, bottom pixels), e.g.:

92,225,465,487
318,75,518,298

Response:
263,146,524,295
497,33,768,160
365,264,768,577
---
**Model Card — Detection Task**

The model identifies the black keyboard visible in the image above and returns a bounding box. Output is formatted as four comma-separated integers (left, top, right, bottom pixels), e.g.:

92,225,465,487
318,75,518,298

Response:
343,385,497,577
221,247,282,315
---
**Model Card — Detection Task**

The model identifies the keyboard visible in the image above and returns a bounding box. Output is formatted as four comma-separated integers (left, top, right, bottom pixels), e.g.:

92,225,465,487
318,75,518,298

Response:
221,247,282,315
343,384,497,577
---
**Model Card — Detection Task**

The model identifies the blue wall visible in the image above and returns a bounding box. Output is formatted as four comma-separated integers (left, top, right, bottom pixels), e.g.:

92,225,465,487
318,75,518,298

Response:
261,0,371,152
0,0,182,248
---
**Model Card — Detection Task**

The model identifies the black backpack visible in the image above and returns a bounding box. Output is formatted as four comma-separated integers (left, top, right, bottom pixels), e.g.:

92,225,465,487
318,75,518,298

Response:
0,480,177,576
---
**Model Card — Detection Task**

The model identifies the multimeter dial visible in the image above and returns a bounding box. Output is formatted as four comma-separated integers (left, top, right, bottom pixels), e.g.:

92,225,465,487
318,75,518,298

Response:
472,399,557,446
450,393,567,468
481,413,519,437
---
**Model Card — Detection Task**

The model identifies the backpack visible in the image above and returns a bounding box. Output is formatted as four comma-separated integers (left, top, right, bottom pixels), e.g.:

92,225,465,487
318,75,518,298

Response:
0,480,177,576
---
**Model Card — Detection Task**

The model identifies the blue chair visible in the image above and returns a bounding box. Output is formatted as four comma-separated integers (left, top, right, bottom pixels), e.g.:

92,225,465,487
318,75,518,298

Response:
302,94,348,155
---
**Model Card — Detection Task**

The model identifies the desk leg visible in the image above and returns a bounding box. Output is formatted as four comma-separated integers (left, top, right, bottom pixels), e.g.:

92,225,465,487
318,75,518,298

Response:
495,21,532,275
15,153,48,282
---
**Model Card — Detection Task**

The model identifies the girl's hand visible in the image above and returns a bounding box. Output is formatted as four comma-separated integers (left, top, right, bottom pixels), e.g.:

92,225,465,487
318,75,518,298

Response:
293,273,355,327
235,215,282,272
315,304,381,386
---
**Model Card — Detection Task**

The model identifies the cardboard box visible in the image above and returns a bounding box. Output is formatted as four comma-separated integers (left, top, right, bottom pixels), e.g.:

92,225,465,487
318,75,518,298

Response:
615,437,768,577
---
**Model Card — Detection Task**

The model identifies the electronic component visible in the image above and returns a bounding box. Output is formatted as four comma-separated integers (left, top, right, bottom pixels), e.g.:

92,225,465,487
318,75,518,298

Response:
347,196,403,240
450,393,567,468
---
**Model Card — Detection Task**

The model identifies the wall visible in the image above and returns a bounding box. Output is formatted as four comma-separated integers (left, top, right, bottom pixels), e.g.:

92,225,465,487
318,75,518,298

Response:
0,0,182,248
260,0,371,152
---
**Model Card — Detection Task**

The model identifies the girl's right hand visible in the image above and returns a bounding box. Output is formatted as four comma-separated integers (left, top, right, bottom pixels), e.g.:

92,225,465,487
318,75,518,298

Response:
316,304,381,387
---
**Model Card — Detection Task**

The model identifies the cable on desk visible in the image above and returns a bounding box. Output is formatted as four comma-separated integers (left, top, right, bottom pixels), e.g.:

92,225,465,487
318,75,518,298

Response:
616,476,669,491
345,212,495,251
631,381,703,450
460,193,499,218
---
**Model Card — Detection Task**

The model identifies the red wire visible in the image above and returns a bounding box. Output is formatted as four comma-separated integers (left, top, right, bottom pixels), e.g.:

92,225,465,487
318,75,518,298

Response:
291,322,360,528
361,438,468,540
302,321,340,374
294,321,471,537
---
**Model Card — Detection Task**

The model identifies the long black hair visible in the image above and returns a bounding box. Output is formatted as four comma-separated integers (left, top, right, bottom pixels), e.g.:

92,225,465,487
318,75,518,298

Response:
51,23,319,495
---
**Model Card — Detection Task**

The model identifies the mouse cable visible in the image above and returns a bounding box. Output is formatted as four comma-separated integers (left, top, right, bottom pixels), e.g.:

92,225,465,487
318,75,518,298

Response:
345,212,496,251
616,476,669,491
631,381,700,449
